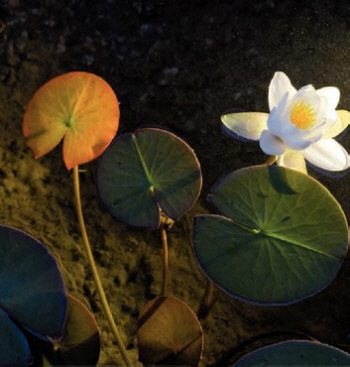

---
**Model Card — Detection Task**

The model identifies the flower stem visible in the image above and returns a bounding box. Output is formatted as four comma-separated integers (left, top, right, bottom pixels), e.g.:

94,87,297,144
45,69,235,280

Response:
160,225,169,296
197,278,220,321
72,166,131,366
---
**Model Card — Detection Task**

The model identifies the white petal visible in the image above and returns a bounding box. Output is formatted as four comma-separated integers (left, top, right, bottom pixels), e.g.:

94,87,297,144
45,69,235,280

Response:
295,84,316,95
324,110,349,138
303,138,349,171
259,130,286,155
267,92,290,136
277,150,307,173
266,107,280,133
282,132,322,151
221,112,268,141
292,85,320,111
316,86,340,112
268,72,296,111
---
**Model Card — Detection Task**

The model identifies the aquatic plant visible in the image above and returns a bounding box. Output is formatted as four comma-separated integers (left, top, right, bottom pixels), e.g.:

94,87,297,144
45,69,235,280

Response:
191,71,350,364
17,69,350,366
221,71,349,173
0,225,99,366
22,72,204,365
97,127,204,364
193,165,348,305
22,71,129,365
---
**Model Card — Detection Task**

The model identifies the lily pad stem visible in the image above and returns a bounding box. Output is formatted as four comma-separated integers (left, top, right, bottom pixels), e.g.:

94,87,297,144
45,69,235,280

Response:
160,225,168,296
197,278,220,321
73,166,131,366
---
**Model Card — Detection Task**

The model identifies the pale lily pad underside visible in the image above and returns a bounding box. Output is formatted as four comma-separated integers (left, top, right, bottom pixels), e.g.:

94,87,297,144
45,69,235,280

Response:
23,71,119,169
194,165,348,305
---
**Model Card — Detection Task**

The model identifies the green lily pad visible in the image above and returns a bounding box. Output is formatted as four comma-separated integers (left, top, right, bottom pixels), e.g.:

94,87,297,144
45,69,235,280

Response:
97,128,202,228
234,340,350,366
137,296,203,366
193,165,348,305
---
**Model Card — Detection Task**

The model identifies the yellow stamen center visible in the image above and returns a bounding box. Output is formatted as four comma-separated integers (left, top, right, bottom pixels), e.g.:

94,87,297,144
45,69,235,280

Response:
290,101,316,129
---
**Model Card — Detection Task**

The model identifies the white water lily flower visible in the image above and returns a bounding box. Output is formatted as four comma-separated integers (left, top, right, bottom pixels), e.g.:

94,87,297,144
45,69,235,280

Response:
221,72,349,173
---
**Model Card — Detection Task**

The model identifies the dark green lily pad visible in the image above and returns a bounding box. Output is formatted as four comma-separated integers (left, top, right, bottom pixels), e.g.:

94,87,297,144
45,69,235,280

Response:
97,128,202,228
193,166,348,305
0,225,67,338
137,296,203,366
234,340,350,366
0,308,32,366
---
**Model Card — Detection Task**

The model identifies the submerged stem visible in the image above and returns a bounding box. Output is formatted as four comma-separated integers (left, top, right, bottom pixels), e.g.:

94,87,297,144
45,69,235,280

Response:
159,213,174,297
160,225,168,296
197,278,220,322
72,166,131,366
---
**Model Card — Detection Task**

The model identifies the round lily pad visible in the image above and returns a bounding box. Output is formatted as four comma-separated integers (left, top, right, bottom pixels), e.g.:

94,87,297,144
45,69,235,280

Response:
0,225,67,338
0,308,32,366
137,296,203,366
97,128,202,228
193,165,348,305
23,71,119,169
234,340,350,366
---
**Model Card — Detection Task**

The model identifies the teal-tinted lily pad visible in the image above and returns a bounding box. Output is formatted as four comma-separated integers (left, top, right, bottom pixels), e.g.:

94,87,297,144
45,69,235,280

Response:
0,225,67,338
137,296,203,366
0,308,32,366
97,128,202,228
234,340,350,366
193,165,348,305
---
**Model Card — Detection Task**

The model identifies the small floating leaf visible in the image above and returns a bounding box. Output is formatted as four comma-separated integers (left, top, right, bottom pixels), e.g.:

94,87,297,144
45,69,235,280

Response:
97,128,202,228
234,340,350,366
193,165,348,305
52,294,100,365
137,296,203,366
0,225,67,338
23,71,119,169
0,308,32,366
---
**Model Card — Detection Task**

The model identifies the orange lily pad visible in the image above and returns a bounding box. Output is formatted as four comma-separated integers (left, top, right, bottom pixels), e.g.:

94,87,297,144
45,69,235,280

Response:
23,71,119,169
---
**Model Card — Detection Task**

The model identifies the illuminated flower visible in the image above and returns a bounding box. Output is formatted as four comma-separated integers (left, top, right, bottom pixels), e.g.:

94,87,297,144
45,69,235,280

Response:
221,72,349,173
